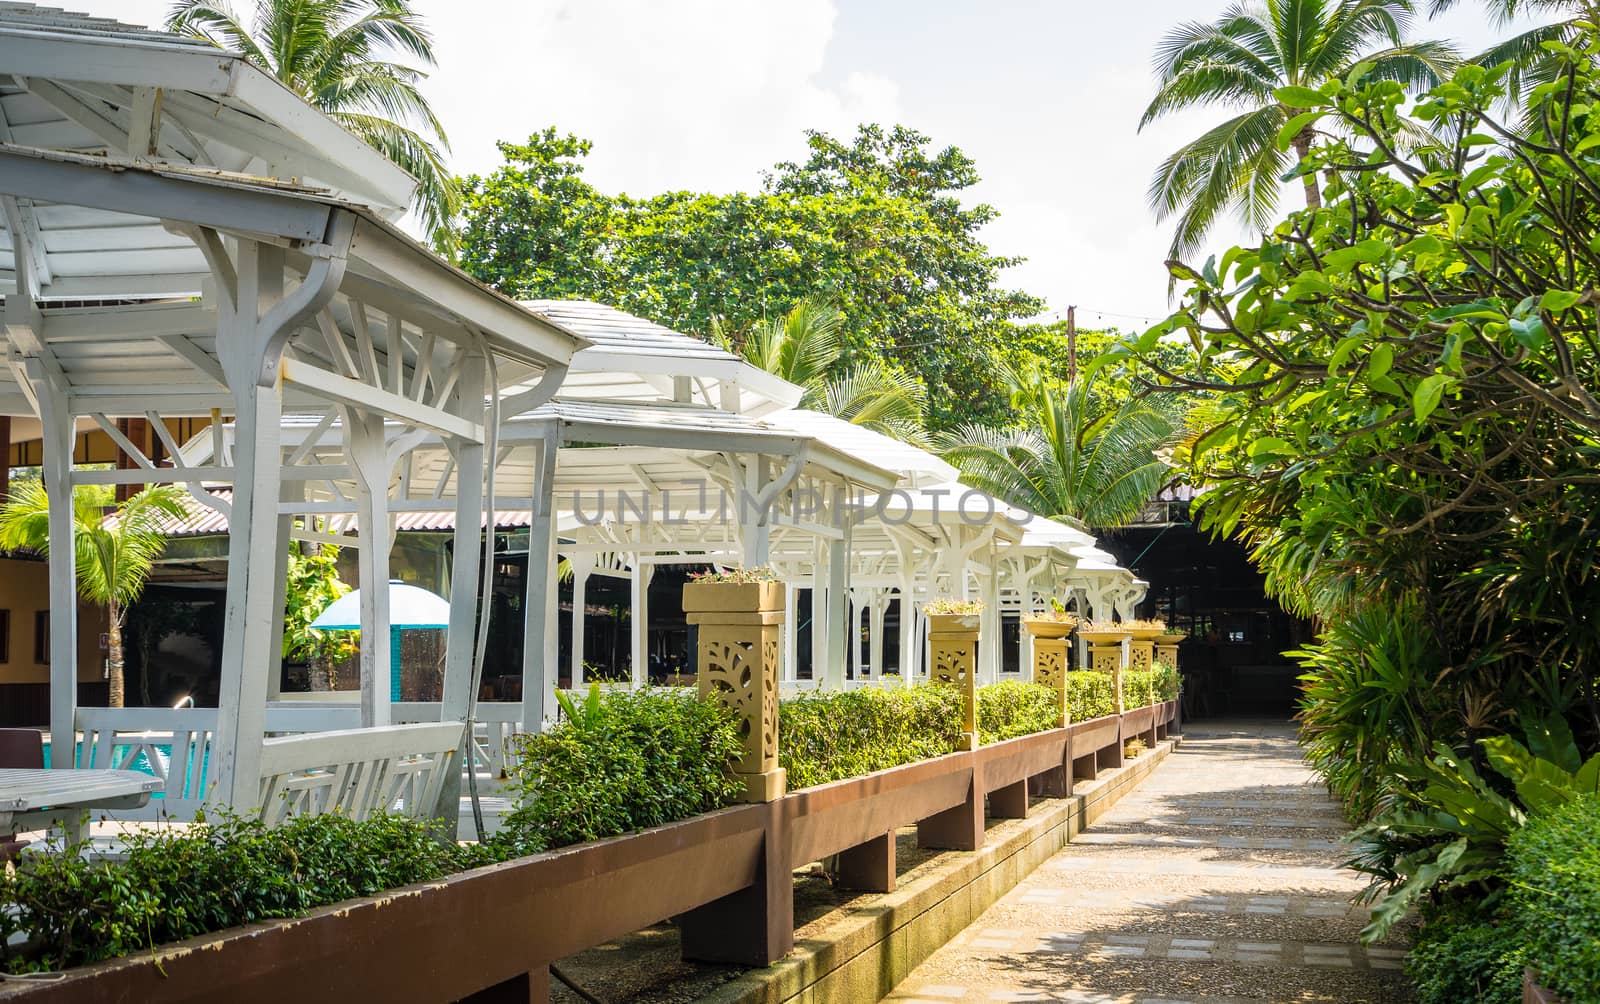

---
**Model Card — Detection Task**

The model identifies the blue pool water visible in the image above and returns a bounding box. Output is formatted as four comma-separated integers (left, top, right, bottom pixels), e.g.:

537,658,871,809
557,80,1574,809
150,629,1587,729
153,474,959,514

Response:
41,742,210,800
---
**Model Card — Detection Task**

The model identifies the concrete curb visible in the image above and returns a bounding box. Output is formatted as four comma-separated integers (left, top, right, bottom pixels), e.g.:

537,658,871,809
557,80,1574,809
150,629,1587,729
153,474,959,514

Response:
701,735,1181,1004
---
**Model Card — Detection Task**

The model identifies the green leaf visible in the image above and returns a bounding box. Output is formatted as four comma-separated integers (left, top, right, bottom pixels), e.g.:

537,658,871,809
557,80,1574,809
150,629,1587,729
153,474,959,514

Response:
1412,374,1450,422
1368,343,1395,379
1276,85,1331,109
1509,315,1548,348
1540,290,1584,312
1276,110,1326,150
1248,436,1293,459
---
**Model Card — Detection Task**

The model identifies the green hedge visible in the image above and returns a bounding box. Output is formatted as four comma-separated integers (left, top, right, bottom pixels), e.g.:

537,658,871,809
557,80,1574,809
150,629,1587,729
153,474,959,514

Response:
780,685,962,789
977,681,1061,743
1507,793,1600,1000
0,812,477,973
1067,670,1116,721
1122,665,1179,709
499,688,745,853
1407,903,1528,1004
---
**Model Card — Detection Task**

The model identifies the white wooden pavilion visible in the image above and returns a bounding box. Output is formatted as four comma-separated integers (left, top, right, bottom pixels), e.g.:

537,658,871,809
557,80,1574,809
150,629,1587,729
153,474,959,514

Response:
0,7,588,822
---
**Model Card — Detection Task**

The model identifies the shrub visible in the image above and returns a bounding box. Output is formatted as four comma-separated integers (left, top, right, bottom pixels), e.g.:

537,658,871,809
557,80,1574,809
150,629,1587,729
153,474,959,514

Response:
499,688,744,852
1122,665,1180,709
977,681,1061,743
1406,903,1527,1004
780,686,961,789
1066,671,1115,721
1507,794,1600,1000
0,812,471,973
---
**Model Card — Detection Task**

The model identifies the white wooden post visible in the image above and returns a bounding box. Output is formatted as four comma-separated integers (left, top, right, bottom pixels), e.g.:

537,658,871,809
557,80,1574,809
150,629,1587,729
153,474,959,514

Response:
211,217,352,808
782,582,799,683
435,349,487,827
569,553,594,686
869,589,885,682
34,365,77,761
825,533,849,687
212,240,290,807
898,579,917,686
980,554,1002,684
810,549,829,685
519,425,558,732
629,562,652,689
349,411,392,728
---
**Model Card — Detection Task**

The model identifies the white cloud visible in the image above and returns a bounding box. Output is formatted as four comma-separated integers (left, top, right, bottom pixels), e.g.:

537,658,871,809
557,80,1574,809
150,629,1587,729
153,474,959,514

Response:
423,0,898,193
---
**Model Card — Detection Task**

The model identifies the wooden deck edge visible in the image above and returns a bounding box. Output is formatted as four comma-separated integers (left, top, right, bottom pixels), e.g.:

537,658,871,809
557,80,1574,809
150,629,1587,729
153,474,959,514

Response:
699,734,1181,1004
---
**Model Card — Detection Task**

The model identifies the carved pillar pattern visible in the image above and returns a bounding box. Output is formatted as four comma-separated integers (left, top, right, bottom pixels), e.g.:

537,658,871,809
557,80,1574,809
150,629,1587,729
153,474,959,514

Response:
1080,630,1131,715
684,581,786,802
1127,628,1161,673
1155,633,1186,671
1032,637,1071,726
928,613,979,750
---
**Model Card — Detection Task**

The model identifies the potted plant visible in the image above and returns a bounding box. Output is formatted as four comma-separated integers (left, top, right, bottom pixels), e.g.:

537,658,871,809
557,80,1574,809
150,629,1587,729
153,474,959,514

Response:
1077,620,1134,645
923,597,983,634
1022,599,1080,639
681,565,783,614
1122,618,1169,642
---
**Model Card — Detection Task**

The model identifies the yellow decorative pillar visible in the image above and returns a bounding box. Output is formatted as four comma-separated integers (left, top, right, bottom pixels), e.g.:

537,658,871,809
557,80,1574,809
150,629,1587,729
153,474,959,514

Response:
1022,616,1075,726
1079,628,1132,713
1127,626,1163,673
1155,632,1186,671
683,579,786,802
927,610,980,750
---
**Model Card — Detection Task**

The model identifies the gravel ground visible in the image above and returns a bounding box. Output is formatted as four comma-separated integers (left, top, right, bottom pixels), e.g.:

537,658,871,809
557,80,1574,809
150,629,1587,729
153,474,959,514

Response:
885,718,1413,1004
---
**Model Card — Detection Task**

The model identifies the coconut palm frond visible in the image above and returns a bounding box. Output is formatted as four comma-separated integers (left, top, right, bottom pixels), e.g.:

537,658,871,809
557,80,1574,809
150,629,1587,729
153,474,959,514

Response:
807,359,930,446
940,370,1176,529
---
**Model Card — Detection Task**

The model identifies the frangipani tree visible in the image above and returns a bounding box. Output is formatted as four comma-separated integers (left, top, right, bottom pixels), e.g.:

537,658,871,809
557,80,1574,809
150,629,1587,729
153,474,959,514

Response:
0,482,185,707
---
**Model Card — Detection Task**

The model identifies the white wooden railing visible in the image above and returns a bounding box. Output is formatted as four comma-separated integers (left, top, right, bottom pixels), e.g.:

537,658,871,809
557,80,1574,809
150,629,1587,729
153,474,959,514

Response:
256,722,463,826
73,708,465,824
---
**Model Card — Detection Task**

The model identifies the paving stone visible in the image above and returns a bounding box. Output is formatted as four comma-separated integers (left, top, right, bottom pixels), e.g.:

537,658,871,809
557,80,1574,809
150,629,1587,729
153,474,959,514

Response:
886,721,1414,1004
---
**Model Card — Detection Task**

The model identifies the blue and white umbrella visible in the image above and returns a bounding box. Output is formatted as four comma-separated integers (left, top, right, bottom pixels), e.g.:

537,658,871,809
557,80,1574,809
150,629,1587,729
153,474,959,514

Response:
312,581,450,699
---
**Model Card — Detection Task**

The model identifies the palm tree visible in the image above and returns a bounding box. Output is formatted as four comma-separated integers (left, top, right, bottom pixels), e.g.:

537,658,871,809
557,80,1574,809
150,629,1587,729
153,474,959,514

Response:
166,0,459,248
0,483,186,707
723,300,932,443
1142,0,1457,258
939,367,1176,529
1426,1,1595,101
810,359,930,446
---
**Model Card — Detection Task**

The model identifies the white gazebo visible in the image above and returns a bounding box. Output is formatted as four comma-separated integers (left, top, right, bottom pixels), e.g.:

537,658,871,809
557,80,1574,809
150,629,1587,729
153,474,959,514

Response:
0,8,587,821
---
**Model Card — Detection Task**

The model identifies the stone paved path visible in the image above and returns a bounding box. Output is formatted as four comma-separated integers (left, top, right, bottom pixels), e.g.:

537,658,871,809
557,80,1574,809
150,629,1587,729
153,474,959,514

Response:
885,719,1412,1004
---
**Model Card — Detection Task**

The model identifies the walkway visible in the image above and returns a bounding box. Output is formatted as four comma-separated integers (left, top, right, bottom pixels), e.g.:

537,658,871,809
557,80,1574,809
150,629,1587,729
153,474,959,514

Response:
885,720,1412,1004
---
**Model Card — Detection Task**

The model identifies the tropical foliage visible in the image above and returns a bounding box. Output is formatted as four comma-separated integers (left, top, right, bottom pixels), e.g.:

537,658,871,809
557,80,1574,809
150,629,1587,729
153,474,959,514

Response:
281,542,354,691
166,0,459,247
1121,17,1600,982
452,125,1042,430
0,483,185,708
722,300,929,443
1142,0,1456,257
940,366,1176,528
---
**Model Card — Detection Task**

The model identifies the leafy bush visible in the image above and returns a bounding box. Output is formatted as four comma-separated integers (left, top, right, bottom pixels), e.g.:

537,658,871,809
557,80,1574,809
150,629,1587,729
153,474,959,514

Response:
1349,721,1600,941
977,681,1061,743
1406,903,1527,1004
780,686,961,789
1292,606,1446,821
499,688,744,852
1507,794,1600,1001
0,812,473,973
1066,671,1115,721
1122,665,1179,709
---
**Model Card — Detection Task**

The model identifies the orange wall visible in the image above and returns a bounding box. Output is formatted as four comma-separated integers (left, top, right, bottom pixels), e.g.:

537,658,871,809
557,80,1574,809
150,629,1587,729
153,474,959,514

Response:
0,556,107,684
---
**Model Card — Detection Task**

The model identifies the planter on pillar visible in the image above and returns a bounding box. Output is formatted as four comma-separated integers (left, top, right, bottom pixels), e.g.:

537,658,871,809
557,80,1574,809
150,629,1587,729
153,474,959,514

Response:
925,602,982,751
1155,631,1186,670
1021,613,1077,727
682,577,786,802
1079,626,1132,713
1126,624,1164,673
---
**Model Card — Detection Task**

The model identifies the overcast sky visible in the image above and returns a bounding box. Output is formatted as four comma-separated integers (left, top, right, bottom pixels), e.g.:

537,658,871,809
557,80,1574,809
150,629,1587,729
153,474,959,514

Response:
94,1,1550,329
